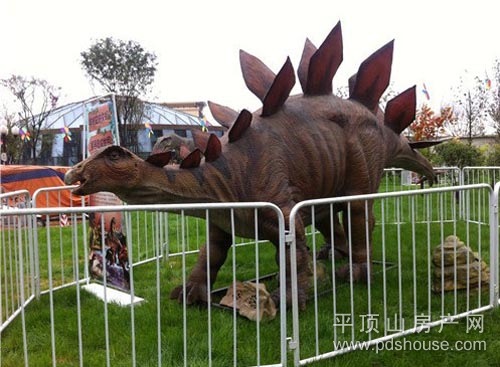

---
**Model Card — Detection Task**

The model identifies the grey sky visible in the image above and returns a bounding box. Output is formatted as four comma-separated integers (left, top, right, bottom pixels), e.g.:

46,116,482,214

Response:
1,0,498,117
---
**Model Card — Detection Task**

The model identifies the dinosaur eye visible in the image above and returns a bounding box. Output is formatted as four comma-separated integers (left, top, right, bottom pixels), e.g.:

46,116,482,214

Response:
109,150,121,160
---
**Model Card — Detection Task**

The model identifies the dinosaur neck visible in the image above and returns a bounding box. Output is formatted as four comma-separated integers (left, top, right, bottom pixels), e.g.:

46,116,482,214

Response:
120,159,235,205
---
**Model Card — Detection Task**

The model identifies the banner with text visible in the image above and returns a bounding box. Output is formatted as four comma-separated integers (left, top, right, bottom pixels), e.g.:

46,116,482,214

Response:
84,96,130,291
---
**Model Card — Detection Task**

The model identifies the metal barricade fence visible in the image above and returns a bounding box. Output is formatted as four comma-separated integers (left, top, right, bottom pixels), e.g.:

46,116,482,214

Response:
32,186,89,298
0,202,287,367
288,184,496,365
31,186,211,287
0,189,34,337
2,183,500,366
381,167,461,225
462,167,500,226
381,167,460,193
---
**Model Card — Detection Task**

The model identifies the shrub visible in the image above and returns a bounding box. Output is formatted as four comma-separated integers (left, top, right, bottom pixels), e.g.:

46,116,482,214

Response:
434,139,483,168
485,144,500,166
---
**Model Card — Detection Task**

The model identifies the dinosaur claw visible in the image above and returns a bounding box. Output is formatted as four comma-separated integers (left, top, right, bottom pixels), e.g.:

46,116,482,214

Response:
336,263,372,283
170,282,209,305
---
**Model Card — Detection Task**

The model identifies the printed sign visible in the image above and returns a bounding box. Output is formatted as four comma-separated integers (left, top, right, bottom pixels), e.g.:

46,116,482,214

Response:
84,96,130,291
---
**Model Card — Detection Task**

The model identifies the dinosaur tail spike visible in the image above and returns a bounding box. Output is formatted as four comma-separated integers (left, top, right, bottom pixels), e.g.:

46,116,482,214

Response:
384,86,416,134
261,57,296,117
240,50,275,103
303,21,343,96
298,38,317,93
204,134,222,162
207,101,237,129
180,149,203,169
228,109,253,143
350,40,394,112
409,140,444,149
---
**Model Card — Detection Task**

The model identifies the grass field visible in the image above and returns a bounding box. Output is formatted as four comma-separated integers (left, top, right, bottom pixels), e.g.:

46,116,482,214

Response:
1,181,499,366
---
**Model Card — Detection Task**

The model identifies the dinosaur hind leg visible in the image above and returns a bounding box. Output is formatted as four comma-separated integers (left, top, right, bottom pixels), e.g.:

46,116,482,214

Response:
170,224,231,305
316,208,349,260
335,200,374,283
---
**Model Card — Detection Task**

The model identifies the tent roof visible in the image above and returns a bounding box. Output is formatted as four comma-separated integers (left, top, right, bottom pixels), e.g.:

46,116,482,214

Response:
40,96,221,131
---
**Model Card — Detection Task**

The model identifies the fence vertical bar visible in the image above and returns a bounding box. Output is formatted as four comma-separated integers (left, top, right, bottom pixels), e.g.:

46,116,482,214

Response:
491,183,500,306
289,205,300,366
16,220,28,367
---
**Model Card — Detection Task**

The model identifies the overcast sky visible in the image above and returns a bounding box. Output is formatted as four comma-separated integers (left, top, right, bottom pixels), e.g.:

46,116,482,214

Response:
1,0,499,117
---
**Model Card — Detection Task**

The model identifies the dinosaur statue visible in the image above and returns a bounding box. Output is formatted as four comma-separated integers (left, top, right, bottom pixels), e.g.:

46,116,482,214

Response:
64,21,438,310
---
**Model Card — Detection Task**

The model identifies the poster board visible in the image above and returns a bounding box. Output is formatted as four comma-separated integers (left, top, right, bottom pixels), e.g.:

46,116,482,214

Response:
84,95,130,292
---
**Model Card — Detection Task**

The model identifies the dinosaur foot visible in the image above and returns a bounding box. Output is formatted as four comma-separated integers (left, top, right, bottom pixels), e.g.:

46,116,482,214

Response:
316,244,331,260
316,243,349,261
335,263,371,283
170,281,209,305
271,286,308,311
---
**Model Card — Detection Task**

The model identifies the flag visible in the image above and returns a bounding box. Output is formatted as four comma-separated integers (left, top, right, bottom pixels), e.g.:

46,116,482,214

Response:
200,114,208,132
145,122,153,138
485,78,492,90
60,125,72,142
422,83,430,100
19,128,31,142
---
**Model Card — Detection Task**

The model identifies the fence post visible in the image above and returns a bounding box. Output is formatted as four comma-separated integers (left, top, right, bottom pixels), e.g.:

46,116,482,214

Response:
287,208,301,366
491,183,500,307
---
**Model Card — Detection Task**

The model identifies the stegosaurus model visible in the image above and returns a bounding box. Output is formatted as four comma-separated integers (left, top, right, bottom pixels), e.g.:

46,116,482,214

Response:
64,21,437,310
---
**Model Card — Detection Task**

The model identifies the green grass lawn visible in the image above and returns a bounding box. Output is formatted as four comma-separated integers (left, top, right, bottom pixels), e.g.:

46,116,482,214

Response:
1,182,499,366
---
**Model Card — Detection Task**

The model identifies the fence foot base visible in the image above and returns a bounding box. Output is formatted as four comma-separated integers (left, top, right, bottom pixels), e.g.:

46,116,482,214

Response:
83,283,144,306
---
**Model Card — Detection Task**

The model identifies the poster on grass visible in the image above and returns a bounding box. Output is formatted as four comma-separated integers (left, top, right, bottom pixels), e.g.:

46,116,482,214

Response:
84,95,130,291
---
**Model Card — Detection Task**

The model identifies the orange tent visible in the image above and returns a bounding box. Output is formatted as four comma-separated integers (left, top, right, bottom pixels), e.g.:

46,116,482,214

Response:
0,165,84,208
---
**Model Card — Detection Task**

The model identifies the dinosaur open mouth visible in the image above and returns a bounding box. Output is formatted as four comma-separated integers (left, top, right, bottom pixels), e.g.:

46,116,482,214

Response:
70,179,87,196
64,170,87,195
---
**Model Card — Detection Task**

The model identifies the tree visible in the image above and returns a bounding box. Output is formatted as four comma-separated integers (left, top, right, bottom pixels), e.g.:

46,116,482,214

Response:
445,74,488,144
488,58,500,140
80,38,158,150
0,75,60,164
0,111,23,164
409,104,455,141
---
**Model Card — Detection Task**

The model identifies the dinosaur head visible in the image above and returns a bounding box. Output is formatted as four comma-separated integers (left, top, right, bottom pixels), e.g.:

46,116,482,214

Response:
382,86,440,183
64,145,171,197
388,136,440,183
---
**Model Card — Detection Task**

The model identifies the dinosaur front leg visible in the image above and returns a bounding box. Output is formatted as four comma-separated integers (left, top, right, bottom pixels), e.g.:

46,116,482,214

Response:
336,200,374,283
271,241,311,311
170,224,231,305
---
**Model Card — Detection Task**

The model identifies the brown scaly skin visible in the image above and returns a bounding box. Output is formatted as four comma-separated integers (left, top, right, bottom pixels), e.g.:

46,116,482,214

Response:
65,22,437,310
